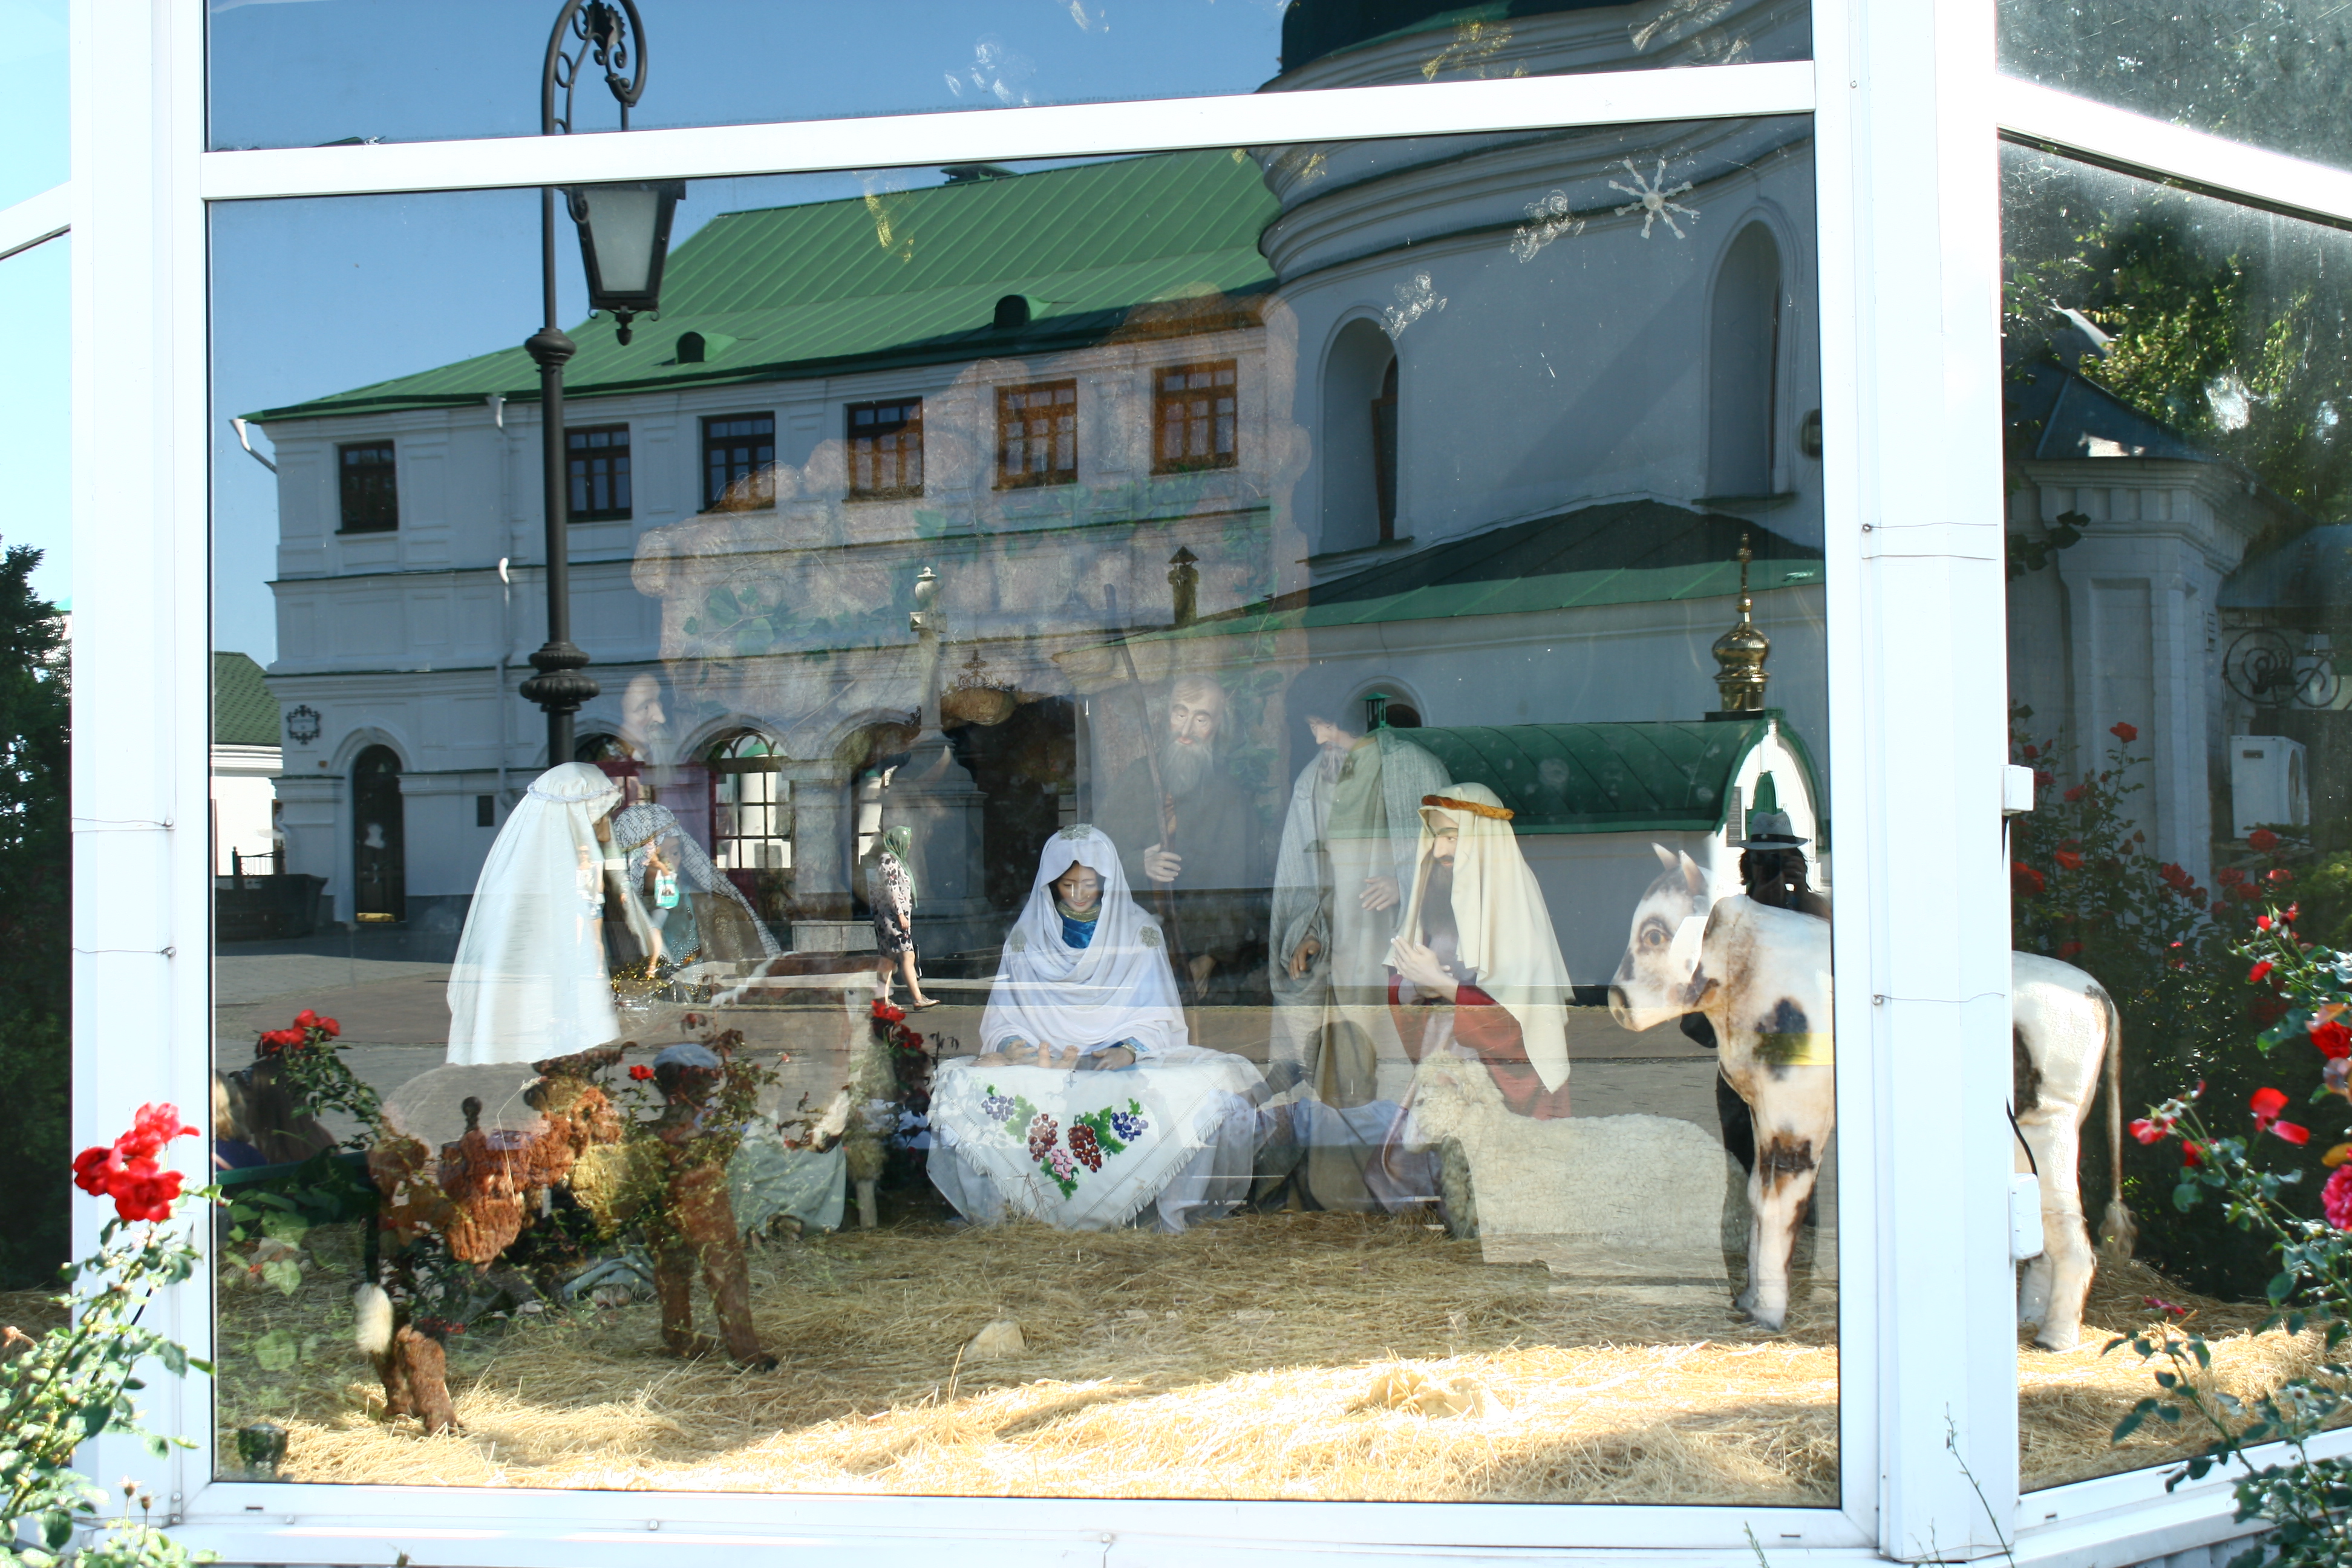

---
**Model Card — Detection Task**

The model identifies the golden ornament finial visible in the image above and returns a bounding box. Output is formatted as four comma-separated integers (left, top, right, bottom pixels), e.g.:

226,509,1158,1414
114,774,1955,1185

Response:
1711,531,1771,716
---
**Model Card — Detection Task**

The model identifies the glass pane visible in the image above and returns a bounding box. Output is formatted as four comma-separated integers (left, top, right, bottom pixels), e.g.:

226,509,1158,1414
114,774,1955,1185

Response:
0,0,65,211
211,120,1837,1503
2002,144,2352,1488
207,0,1809,152
1999,0,2352,171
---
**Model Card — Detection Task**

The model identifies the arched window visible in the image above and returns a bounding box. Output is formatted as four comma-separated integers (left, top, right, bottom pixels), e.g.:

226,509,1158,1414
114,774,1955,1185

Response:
1320,318,1400,555
1707,222,1784,500
707,730,791,872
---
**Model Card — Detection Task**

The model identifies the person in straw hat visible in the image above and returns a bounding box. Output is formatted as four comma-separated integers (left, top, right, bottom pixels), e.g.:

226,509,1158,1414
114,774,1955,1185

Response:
1386,781,1575,1119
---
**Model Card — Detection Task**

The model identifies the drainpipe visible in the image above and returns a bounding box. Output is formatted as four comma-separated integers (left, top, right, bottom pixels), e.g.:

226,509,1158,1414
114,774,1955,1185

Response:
497,557,513,811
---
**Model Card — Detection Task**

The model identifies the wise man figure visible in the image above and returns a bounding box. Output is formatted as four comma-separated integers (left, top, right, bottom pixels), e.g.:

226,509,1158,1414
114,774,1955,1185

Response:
1267,708,1449,1102
1097,673,1261,995
1386,783,1575,1119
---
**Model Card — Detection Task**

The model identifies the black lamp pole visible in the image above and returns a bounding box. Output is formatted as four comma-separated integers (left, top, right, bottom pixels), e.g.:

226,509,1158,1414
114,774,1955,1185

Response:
520,1,650,766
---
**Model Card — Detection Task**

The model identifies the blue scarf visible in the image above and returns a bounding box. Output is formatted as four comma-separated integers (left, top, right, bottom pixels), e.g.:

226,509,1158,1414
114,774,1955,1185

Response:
1056,898,1100,950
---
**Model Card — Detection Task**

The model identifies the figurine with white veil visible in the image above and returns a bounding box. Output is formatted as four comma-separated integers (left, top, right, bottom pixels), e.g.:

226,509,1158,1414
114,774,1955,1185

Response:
927,826,1266,1231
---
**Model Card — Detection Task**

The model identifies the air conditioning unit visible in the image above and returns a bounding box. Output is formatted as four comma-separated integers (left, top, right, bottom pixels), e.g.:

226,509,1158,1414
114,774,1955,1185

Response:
2231,735,2309,838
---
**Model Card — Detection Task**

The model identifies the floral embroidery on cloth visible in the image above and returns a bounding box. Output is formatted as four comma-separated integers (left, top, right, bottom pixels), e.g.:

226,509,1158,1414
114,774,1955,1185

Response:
988,1084,1147,1197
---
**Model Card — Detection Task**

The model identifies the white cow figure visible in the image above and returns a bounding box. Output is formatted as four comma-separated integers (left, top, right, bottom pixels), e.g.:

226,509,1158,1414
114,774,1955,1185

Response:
1607,846,2129,1348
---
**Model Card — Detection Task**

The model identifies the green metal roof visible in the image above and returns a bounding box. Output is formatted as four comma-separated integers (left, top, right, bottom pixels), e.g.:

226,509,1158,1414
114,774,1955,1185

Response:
1409,716,1806,834
252,151,1279,423
215,652,279,747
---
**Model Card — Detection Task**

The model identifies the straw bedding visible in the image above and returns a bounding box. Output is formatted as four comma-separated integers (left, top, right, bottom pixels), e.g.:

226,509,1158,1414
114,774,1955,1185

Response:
178,1214,2348,1501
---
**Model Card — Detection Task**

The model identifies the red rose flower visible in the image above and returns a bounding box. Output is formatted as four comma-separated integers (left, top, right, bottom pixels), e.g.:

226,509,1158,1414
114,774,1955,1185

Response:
2271,868,2296,884
2057,939,2084,959
2249,961,2273,984
2327,1164,2352,1230
71,1104,197,1223
2249,829,2281,853
2218,866,2247,887
2054,846,2084,872
2182,1140,2205,1168
294,1008,318,1028
2013,861,2046,895
318,1017,340,1038
2111,720,2138,742
2021,745,2039,760
2063,785,2086,803
2311,1019,2352,1061
629,1063,654,1082
2129,1117,2171,1145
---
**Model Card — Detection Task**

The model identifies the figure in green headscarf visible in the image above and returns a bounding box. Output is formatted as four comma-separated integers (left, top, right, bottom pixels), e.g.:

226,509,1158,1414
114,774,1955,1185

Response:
866,824,938,1008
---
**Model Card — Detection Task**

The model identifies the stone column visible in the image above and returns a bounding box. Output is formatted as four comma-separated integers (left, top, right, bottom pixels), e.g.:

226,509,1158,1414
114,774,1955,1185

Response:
778,759,857,946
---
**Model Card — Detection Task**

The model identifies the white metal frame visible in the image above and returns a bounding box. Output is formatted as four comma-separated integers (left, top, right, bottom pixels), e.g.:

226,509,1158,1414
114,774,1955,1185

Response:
35,0,2341,1560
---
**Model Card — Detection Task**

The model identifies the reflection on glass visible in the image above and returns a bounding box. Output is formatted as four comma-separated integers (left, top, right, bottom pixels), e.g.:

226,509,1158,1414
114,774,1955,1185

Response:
1999,0,2352,170
2003,143,2352,1488
207,0,1809,152
211,119,1838,1502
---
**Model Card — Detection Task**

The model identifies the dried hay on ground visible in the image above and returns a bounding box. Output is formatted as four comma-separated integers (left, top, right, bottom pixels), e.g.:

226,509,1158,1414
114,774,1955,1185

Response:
2019,1253,2344,1491
207,1210,2328,1501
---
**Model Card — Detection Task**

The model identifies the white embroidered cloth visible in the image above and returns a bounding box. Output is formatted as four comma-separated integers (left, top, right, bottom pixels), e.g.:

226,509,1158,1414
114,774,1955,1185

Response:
928,1045,1265,1231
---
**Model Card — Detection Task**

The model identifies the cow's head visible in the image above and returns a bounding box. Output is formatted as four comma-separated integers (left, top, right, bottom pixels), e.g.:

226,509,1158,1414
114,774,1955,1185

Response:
1608,843,1711,1030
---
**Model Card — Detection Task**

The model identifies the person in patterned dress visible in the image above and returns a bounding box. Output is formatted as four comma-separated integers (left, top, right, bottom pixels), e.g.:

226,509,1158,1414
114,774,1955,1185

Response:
866,825,938,1008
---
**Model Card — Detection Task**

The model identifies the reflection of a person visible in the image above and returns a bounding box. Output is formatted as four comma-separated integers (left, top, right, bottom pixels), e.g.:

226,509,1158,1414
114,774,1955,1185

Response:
1387,783,1574,1119
1696,809,1829,1176
864,825,938,1009
981,827,1187,1070
1267,710,1450,1099
1095,674,1259,991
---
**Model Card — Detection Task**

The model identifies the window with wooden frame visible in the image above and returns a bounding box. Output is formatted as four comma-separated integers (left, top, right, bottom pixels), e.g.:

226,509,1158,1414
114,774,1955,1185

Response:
848,397,924,499
567,423,632,520
336,440,398,532
1152,360,1239,473
702,412,776,511
997,380,1078,488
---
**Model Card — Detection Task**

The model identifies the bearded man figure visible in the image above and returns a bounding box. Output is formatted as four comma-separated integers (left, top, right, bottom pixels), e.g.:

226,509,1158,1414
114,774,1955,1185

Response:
1096,673,1263,1000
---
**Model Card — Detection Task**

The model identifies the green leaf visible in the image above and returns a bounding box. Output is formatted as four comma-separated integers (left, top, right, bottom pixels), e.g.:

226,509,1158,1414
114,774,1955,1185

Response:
2114,1410,2146,1441
260,1258,303,1297
251,1328,299,1372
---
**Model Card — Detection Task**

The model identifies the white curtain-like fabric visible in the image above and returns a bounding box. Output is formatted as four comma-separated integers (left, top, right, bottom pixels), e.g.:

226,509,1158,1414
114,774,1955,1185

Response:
1399,780,1575,1092
980,825,1188,1057
445,762,625,1066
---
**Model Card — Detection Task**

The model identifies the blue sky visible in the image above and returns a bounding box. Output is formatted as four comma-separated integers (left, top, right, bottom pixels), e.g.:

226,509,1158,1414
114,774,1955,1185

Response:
11,0,1289,659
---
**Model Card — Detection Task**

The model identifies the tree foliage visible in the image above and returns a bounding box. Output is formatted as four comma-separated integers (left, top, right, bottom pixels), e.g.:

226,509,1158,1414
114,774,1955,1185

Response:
0,542,71,1289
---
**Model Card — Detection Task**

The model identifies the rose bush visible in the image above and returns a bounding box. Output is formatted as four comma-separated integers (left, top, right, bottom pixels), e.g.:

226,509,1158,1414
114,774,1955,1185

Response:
2115,910,2352,1567
2011,708,2301,1295
4,1106,212,1567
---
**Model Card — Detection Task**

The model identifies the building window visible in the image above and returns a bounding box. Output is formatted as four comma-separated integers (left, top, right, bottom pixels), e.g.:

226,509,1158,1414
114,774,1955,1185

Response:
1153,361,1238,473
848,399,924,499
1372,358,1399,541
567,424,632,520
702,413,776,511
998,381,1077,488
337,442,398,533
1707,223,1783,500
708,731,791,872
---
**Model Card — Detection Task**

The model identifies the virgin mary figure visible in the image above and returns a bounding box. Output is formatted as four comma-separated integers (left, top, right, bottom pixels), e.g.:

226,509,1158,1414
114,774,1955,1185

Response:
978,824,1188,1067
446,762,657,1067
929,826,1264,1230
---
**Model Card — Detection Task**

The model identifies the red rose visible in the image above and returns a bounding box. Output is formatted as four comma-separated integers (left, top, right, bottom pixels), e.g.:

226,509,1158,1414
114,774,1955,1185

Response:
2182,1140,2205,1168
2013,862,2046,895
318,1017,340,1037
628,1064,654,1082
2271,868,2296,884
2250,829,2281,853
2311,1021,2352,1061
2129,1117,2170,1145
2063,785,2086,803
2235,884,2262,901
2034,770,2054,788
2021,745,2039,760
2111,720,2138,743
2057,939,2084,959
294,1008,318,1028
2250,961,2274,984
2327,1165,2352,1230
2054,847,2084,871
2218,866,2246,886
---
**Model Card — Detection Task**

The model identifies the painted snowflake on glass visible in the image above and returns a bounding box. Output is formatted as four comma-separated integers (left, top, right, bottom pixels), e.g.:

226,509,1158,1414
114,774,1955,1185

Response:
1382,272,1448,338
1609,158,1699,240
1511,190,1584,262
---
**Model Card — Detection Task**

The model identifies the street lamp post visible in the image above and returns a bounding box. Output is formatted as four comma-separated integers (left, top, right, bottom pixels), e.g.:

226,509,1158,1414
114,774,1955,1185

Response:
519,0,682,765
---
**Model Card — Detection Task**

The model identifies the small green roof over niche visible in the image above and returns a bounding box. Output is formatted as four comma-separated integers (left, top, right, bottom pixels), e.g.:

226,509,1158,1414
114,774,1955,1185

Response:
251,151,1279,424
1408,715,1810,834
215,652,279,747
